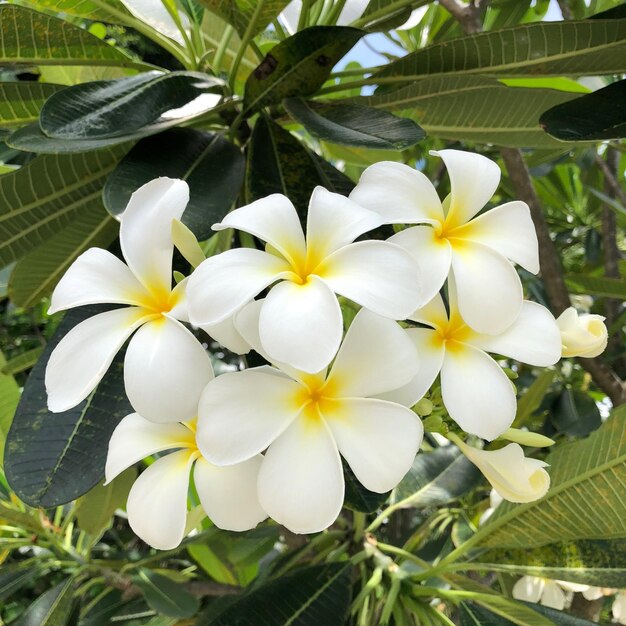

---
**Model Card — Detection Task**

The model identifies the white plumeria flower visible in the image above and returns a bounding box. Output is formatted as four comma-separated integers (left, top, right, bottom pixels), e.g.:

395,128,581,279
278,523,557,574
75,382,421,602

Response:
106,416,266,550
187,187,423,374
45,178,240,421
349,150,539,334
196,305,424,534
512,576,589,610
381,288,561,440
478,489,503,525
556,307,608,358
614,591,626,624
455,440,550,504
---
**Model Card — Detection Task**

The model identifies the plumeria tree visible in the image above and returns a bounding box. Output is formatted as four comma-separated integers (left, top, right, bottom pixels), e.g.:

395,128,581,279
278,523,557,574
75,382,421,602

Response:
0,0,625,625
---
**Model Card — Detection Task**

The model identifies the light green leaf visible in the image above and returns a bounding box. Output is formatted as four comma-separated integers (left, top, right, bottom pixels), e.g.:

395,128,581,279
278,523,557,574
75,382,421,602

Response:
0,5,144,68
197,1,291,37
20,0,130,22
374,19,626,80
76,467,136,538
243,26,364,115
474,405,626,549
0,350,20,468
188,543,238,586
476,538,626,587
1,347,43,376
8,205,118,307
514,369,556,426
0,145,127,266
360,75,581,148
0,83,64,130
565,273,626,298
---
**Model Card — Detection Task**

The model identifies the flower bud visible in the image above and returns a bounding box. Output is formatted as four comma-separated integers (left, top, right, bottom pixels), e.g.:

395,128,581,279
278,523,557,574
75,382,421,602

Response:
500,427,555,448
556,307,608,358
171,218,206,268
456,441,550,504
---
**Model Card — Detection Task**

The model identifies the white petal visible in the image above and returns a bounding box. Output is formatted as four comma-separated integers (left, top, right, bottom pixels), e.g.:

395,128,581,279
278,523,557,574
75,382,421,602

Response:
214,194,306,269
259,276,342,374
194,456,267,531
612,593,626,621
197,369,302,465
167,276,190,322
455,201,539,274
45,308,152,413
377,328,444,407
201,316,251,355
124,317,213,423
513,577,544,603
450,241,523,335
471,301,561,366
408,293,449,330
326,309,419,398
541,581,567,610
389,225,452,306
433,149,501,227
324,398,423,493
319,241,423,319
258,416,344,534
120,178,189,296
306,187,383,261
105,413,195,483
441,344,516,441
126,449,194,550
49,248,150,313
187,248,292,325
349,161,444,224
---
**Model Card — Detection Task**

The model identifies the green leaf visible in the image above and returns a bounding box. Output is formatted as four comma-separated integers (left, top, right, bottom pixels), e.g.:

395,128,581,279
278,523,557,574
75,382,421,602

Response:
243,26,364,115
521,602,598,625
0,145,126,266
133,569,200,619
549,389,601,437
540,79,626,140
8,209,118,307
0,83,64,130
76,467,136,538
461,602,515,626
476,538,626,587
565,273,626,298
204,563,352,626
188,543,238,586
344,461,389,513
357,0,415,31
39,72,223,141
0,560,42,603
104,129,244,240
284,98,425,150
1,347,43,375
0,350,20,467
0,5,143,69
360,76,581,148
514,369,556,426
374,19,626,81
246,116,354,223
391,445,481,508
474,406,626,549
4,306,133,507
197,0,291,37
15,578,77,626
21,0,130,22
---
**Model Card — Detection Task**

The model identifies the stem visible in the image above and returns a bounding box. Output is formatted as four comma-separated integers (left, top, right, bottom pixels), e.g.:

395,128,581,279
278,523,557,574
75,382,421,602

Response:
229,0,266,89
376,542,431,570
213,25,235,72
351,0,429,28
325,0,348,25
297,0,311,30
161,0,197,67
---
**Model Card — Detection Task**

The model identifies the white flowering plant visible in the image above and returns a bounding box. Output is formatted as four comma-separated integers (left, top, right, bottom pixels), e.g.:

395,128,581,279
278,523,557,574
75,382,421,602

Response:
0,0,625,625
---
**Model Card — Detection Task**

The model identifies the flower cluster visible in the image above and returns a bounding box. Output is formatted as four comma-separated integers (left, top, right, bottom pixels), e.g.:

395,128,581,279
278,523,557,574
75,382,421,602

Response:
43,150,604,549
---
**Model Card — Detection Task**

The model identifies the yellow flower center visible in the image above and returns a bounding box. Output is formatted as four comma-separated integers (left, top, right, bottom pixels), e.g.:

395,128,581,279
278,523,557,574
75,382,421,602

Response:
138,285,181,316
293,374,338,422
431,315,473,352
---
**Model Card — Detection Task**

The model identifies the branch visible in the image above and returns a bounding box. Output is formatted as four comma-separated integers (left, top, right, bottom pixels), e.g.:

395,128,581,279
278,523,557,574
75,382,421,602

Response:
437,0,485,33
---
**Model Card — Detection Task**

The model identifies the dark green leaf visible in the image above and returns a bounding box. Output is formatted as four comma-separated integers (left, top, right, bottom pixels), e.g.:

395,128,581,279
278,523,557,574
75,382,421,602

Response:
246,116,354,223
104,129,244,239
477,538,626,587
0,83,64,130
7,123,133,153
40,71,223,140
514,369,556,426
0,145,127,266
360,76,581,148
461,602,515,626
4,306,133,507
284,98,425,149
15,579,76,626
565,273,626,298
243,26,364,115
357,1,415,31
344,461,389,513
391,445,481,508
80,589,129,626
197,0,291,37
0,560,42,602
540,79,626,140
204,563,352,626
133,569,200,618
0,5,143,69
374,19,626,81
550,389,601,437
522,602,598,625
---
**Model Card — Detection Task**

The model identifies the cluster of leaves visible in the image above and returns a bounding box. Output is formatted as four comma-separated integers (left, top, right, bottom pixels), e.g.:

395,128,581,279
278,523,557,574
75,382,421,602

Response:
0,0,625,624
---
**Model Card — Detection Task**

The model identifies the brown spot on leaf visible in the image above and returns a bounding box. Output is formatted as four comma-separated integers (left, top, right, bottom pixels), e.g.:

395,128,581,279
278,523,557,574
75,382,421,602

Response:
254,54,278,80
315,54,331,67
